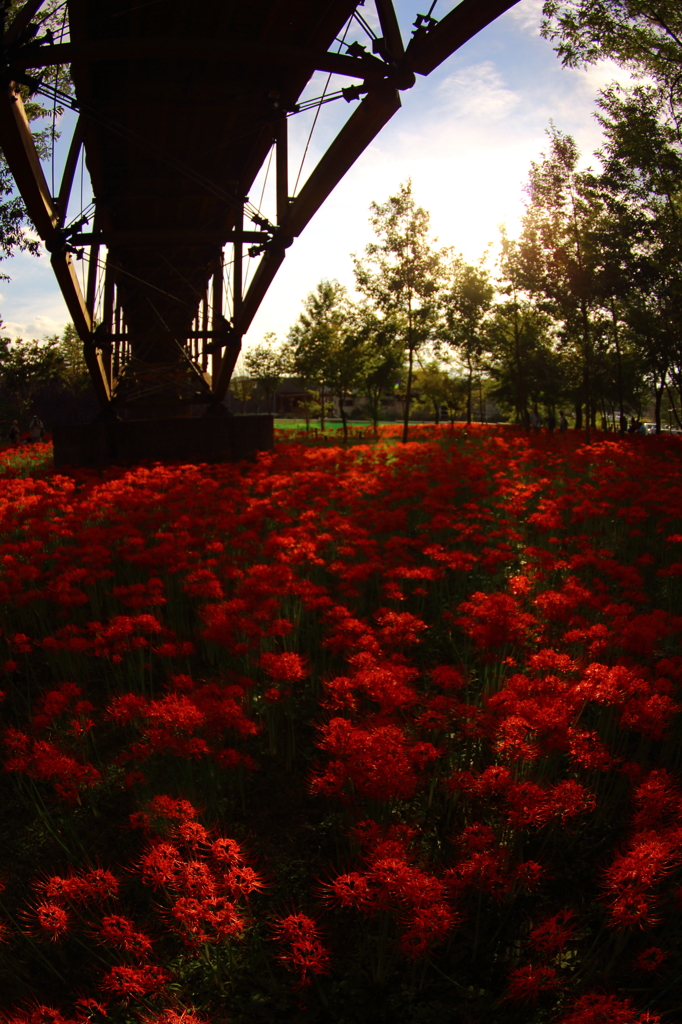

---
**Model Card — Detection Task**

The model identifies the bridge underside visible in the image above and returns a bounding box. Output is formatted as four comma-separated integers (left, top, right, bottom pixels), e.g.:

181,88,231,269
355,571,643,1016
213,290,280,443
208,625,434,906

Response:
0,0,520,465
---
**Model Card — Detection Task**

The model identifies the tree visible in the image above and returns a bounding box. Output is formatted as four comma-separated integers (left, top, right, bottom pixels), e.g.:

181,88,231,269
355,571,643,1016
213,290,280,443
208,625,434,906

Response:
516,127,607,438
229,376,255,413
351,305,404,436
594,85,682,430
286,280,373,440
243,333,287,413
0,2,74,282
52,322,90,395
0,335,64,416
286,280,348,431
542,0,682,105
353,181,446,442
442,256,495,424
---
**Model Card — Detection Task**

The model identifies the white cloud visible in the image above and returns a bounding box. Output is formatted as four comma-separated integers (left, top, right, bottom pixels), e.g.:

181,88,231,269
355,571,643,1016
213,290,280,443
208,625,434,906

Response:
569,59,639,97
20,226,41,244
437,62,520,121
1,321,27,338
507,0,545,35
32,315,68,336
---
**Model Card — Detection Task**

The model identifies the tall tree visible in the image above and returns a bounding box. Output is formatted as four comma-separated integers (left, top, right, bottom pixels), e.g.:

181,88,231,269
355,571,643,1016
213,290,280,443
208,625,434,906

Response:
0,335,64,415
353,181,445,443
286,280,370,440
517,127,606,438
286,280,346,430
485,240,566,426
542,1,682,105
244,332,287,414
595,85,682,428
442,256,495,424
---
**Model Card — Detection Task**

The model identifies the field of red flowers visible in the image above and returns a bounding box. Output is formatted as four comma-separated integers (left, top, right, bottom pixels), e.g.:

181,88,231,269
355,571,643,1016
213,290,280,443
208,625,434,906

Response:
1,424,681,1024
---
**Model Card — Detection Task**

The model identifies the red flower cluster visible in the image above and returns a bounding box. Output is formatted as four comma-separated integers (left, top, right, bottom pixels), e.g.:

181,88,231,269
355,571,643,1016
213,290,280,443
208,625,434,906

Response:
1,424,681,1020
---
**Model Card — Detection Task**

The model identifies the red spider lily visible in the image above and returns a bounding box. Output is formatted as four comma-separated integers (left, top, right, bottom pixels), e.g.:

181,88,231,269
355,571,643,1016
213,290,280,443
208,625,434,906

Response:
140,1011,205,1024
4,729,101,803
311,718,438,801
528,909,577,954
32,902,71,941
73,1000,108,1022
506,963,560,1002
631,770,682,830
270,912,331,987
210,836,245,867
633,945,668,973
400,902,459,958
171,895,246,946
99,962,171,999
455,591,538,657
324,654,419,714
2,1006,82,1024
182,567,225,599
558,992,662,1023
138,842,183,890
175,821,210,850
2,422,682,1015
32,867,121,910
504,779,596,830
221,865,266,897
94,915,153,956
260,651,308,682
430,665,465,690
112,578,166,609
147,795,200,825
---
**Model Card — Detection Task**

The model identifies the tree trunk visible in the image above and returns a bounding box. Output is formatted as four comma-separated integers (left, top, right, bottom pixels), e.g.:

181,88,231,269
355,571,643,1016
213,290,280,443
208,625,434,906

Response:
574,400,582,430
610,298,625,430
402,336,414,444
339,393,349,441
466,354,473,426
654,371,665,433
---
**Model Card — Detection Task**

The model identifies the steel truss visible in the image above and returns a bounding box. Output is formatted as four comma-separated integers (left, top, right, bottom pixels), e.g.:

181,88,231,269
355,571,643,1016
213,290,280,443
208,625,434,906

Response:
0,0,520,418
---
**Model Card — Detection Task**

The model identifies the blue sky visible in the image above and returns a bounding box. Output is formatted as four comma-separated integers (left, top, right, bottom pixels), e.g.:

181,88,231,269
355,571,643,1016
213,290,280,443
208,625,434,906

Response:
0,0,633,347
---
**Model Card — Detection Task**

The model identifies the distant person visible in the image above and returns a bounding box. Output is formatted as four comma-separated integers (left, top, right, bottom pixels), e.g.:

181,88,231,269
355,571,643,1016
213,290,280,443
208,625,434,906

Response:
530,409,542,431
29,415,44,442
547,411,556,433
559,411,568,433
7,420,20,445
620,413,627,434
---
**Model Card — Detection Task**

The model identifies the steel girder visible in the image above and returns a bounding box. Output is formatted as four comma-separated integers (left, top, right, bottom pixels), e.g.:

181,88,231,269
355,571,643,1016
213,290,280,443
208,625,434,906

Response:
0,0,521,417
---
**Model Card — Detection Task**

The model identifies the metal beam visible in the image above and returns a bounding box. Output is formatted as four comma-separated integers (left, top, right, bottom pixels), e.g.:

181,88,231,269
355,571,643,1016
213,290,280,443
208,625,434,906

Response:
211,252,224,385
56,115,84,224
212,244,286,402
11,38,388,81
213,82,402,403
85,214,100,319
51,250,111,405
285,84,401,240
405,0,522,76
4,0,48,46
276,117,288,226
0,86,57,238
0,81,112,408
374,0,405,60
69,229,271,247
